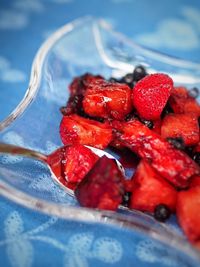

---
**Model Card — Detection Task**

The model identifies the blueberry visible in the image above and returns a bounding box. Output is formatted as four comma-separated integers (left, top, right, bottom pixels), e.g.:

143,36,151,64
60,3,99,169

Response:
185,146,194,158
125,111,139,121
140,119,154,129
117,74,134,88
60,106,68,115
122,192,132,207
122,73,134,88
109,77,119,83
161,102,174,118
124,73,133,83
166,137,185,150
133,65,147,82
193,152,200,165
189,87,199,99
154,204,171,222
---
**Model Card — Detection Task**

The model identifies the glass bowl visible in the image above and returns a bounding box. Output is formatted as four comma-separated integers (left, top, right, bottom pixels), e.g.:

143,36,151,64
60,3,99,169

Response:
0,16,200,266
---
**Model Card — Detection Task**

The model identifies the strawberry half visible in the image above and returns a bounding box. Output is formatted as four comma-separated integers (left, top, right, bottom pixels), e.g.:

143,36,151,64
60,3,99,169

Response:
83,79,132,120
47,145,99,190
190,175,200,188
161,113,199,146
132,73,173,120
169,86,200,117
152,119,162,135
177,187,200,243
62,144,99,184
75,155,125,211
60,114,113,149
129,160,177,213
113,119,200,188
61,73,103,116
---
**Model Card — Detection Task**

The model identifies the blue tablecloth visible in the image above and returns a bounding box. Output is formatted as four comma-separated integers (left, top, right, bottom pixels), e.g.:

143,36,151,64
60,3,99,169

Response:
0,1,200,266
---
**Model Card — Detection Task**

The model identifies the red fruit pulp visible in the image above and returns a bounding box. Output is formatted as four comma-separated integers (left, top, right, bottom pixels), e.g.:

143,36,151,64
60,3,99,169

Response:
75,155,125,211
83,79,132,120
46,145,99,189
129,160,177,213
113,119,200,188
60,114,113,149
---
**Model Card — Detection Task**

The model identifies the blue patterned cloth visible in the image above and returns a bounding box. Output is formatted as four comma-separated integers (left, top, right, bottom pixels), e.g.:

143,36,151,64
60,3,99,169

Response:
0,1,200,266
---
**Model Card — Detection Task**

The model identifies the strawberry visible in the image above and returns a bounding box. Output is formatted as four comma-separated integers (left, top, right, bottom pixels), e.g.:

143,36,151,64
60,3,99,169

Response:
60,114,113,149
194,143,200,153
61,73,103,116
169,86,200,117
190,175,200,188
129,160,177,213
69,73,103,96
82,79,132,120
47,145,99,190
177,187,200,243
113,119,200,188
75,155,125,211
152,119,162,135
161,114,199,146
62,144,99,184
132,73,173,120
109,138,126,150
109,120,127,149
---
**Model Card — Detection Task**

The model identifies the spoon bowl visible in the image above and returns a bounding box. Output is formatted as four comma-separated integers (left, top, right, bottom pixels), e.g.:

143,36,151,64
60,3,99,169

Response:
47,144,125,197
0,142,124,199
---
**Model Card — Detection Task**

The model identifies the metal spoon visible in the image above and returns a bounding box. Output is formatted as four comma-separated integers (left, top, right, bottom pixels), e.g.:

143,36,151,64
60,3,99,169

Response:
0,142,124,198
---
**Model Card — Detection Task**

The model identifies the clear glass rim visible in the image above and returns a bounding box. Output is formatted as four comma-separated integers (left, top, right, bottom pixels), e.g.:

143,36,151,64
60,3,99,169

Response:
1,16,200,131
1,178,199,261
0,16,200,261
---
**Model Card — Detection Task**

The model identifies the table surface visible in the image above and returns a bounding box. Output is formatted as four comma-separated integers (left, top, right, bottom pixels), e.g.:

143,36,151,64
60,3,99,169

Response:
0,0,200,266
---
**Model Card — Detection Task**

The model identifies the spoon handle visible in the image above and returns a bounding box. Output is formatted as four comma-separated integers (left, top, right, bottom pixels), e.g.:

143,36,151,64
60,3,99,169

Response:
0,143,48,162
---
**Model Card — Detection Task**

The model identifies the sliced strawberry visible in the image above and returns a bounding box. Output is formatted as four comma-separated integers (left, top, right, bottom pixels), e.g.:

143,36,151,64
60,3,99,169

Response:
190,175,200,188
109,120,127,149
113,119,200,188
61,73,103,116
47,145,99,190
62,144,99,184
109,139,126,150
161,114,199,146
82,79,132,120
193,142,200,153
152,119,162,135
69,73,103,96
123,179,135,192
132,73,173,120
75,155,125,211
60,114,113,149
169,86,200,116
177,187,200,242
129,160,177,213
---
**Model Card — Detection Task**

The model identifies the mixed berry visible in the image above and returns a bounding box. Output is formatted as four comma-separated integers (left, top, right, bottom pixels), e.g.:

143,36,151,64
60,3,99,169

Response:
57,66,200,248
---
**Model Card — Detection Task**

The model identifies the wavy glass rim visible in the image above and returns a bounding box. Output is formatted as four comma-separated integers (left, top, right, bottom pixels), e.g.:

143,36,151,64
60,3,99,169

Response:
0,16,200,261
1,178,199,261
1,16,200,131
